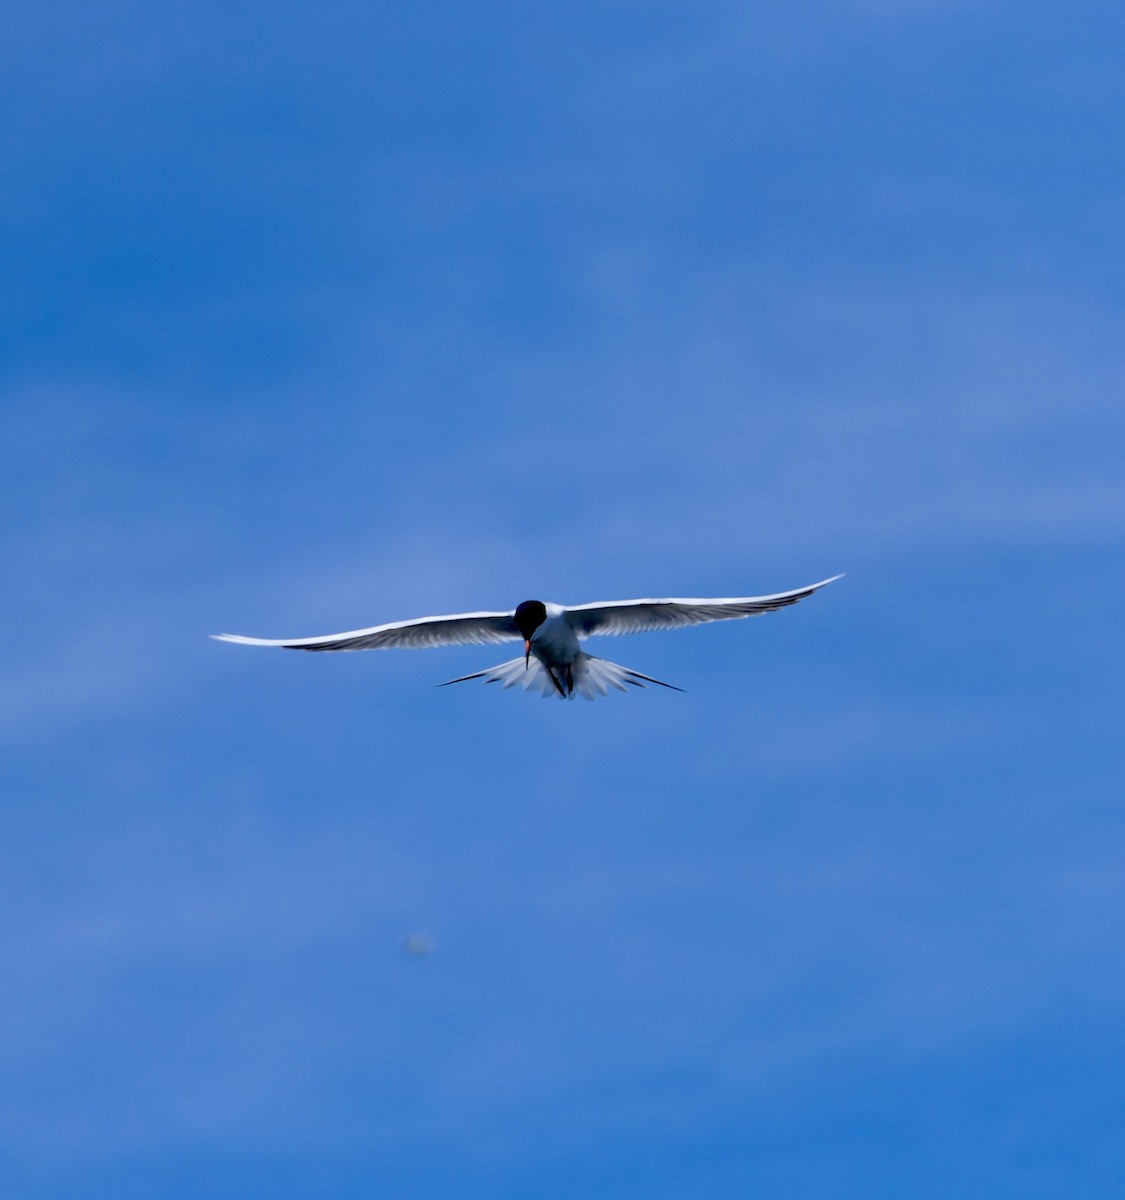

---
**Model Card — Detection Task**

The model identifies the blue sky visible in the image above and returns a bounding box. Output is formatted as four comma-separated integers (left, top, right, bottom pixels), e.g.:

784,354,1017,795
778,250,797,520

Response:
3,2,1124,1196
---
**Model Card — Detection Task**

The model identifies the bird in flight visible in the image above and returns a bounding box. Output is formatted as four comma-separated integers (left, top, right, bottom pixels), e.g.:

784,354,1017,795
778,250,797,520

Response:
213,575,841,700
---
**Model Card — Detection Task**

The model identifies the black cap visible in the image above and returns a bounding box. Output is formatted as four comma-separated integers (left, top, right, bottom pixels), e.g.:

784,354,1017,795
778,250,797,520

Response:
514,600,547,640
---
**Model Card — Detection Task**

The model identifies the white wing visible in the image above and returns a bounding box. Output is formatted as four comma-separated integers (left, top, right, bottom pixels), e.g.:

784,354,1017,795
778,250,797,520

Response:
213,609,519,652
565,575,843,638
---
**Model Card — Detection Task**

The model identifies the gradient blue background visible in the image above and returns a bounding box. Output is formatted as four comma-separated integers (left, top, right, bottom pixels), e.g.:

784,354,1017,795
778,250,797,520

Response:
3,2,1124,1196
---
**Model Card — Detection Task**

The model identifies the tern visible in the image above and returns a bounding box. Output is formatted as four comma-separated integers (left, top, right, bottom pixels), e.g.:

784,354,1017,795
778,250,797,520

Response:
214,575,841,700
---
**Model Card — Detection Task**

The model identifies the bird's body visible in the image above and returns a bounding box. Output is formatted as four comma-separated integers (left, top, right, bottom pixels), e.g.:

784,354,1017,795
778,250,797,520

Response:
531,606,580,668
214,575,841,700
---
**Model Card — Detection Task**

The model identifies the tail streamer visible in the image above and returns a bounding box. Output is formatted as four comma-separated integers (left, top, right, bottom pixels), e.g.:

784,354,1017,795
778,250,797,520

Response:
438,653,682,700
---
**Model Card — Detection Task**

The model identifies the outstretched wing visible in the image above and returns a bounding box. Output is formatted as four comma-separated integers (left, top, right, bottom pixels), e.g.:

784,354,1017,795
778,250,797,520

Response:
565,575,843,638
213,609,519,652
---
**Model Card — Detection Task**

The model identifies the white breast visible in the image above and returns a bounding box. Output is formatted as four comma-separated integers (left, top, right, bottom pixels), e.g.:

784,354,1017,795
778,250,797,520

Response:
532,609,581,666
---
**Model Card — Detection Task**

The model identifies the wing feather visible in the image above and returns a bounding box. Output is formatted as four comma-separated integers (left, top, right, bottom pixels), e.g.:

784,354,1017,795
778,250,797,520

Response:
213,609,519,652
566,575,842,638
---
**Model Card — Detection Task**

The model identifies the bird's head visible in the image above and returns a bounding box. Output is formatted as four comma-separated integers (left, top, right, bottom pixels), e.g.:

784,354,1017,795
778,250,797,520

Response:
514,600,547,666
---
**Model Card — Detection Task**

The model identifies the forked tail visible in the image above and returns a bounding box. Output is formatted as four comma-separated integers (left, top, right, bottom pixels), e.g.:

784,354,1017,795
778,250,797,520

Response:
438,652,683,700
